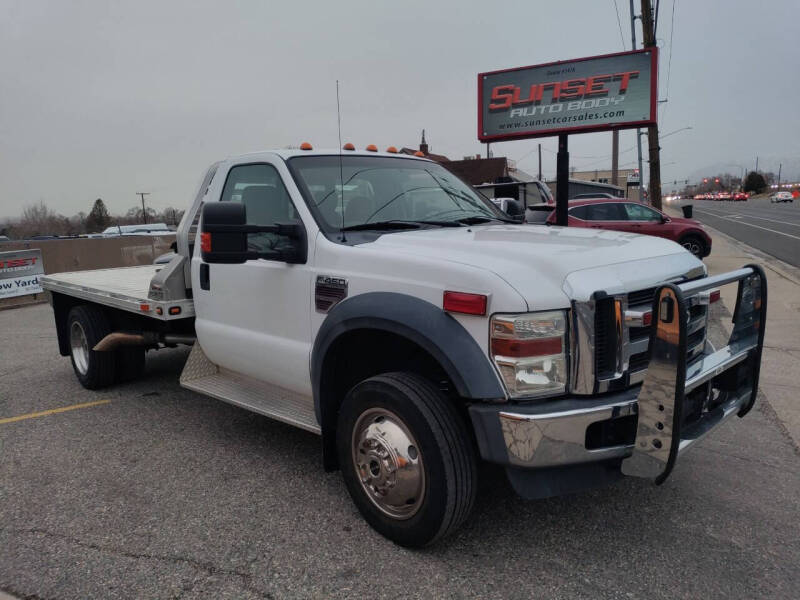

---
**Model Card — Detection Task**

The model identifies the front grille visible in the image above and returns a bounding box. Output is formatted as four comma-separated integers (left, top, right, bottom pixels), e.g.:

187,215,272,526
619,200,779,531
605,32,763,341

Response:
626,286,657,307
594,297,617,378
594,285,709,385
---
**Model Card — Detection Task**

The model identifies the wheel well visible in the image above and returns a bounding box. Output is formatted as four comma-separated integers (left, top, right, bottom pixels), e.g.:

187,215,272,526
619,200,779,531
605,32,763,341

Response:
318,328,463,471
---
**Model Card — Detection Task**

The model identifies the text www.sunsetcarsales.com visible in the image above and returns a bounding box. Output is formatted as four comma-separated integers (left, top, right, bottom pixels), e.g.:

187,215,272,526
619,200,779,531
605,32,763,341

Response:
498,110,625,129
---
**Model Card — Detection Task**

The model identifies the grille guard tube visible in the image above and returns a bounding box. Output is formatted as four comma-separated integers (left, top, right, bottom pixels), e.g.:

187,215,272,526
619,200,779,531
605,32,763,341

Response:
621,264,767,483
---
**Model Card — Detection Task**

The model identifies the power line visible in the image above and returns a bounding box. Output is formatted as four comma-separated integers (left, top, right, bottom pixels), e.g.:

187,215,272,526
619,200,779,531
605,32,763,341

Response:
661,0,677,124
612,0,627,50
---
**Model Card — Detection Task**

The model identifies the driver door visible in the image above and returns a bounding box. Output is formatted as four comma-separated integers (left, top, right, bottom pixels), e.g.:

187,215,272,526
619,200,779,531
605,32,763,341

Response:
192,160,314,397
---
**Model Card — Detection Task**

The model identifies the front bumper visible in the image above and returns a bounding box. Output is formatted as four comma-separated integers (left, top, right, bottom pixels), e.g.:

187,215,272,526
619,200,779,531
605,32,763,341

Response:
469,264,767,485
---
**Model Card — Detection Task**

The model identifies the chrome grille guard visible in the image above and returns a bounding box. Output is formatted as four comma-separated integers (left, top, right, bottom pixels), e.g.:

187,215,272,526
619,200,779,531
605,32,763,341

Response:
622,264,767,484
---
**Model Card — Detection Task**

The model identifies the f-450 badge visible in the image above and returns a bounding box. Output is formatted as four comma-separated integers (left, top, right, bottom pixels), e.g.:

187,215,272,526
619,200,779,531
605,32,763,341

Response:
315,275,348,313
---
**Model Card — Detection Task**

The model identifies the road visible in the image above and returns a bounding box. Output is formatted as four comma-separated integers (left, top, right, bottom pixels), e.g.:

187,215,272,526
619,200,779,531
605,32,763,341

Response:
678,197,800,267
1,304,799,599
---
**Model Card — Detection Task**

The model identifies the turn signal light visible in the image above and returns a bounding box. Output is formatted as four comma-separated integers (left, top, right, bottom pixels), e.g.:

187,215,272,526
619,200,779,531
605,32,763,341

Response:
200,232,211,252
709,289,721,304
365,144,378,152
642,311,653,326
343,143,355,150
491,337,562,358
300,142,313,150
443,291,487,316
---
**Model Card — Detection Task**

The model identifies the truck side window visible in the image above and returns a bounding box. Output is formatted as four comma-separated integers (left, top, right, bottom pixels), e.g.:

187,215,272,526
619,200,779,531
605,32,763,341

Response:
220,164,298,255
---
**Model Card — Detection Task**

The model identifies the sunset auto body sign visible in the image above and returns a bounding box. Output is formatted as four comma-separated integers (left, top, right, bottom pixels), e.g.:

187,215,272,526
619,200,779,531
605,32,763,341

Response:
478,49,657,142
0,249,44,299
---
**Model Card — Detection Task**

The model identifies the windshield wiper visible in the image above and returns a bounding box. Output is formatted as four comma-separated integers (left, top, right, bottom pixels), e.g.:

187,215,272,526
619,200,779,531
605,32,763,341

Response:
456,215,518,225
340,219,465,232
340,220,424,232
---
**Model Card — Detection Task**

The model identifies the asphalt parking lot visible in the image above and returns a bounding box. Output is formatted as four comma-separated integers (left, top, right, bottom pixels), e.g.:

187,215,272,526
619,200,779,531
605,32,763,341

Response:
683,197,800,268
1,303,799,599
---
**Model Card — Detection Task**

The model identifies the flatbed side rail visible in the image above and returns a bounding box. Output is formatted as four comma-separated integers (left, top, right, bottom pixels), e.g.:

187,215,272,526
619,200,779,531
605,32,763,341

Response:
621,264,766,483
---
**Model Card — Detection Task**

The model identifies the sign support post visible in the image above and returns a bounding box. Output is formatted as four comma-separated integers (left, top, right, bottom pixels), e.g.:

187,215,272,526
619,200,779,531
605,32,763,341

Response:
556,135,569,227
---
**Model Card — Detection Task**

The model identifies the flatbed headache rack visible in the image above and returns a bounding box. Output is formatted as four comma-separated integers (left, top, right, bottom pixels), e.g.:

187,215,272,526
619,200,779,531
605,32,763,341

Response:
41,264,195,321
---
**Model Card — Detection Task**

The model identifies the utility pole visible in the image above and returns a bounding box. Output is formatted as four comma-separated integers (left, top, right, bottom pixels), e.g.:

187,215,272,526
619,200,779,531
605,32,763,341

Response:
611,130,619,192
136,192,150,224
537,143,542,181
641,0,663,210
777,163,782,190
629,0,645,202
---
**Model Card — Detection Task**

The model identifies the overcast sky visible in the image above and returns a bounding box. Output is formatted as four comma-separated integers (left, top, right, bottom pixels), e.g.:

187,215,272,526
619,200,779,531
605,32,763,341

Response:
1,0,798,218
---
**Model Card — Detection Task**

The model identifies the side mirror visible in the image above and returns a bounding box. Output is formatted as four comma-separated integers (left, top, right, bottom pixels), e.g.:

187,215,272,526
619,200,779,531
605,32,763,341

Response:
503,199,525,222
200,202,307,264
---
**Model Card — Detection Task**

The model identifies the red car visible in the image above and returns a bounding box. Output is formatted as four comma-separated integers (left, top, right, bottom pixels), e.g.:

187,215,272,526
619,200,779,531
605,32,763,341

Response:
545,198,712,258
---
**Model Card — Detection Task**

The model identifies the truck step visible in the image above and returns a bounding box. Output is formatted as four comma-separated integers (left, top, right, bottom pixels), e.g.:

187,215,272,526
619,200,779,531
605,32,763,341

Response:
179,344,320,434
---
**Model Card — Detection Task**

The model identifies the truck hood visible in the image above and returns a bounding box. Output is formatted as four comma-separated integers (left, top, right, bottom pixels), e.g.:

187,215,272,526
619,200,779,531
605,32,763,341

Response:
364,224,704,310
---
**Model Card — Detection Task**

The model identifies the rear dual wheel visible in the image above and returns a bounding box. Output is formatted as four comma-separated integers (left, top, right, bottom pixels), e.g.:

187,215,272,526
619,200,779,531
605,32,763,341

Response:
337,372,477,547
67,305,145,389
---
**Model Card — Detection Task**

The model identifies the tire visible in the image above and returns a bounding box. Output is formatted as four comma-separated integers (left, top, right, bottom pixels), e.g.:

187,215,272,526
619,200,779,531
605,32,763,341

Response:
115,347,146,383
67,305,117,389
336,372,477,548
680,234,706,258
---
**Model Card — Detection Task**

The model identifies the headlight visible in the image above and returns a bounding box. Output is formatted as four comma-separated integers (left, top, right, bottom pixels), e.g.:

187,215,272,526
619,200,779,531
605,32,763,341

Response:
490,310,568,399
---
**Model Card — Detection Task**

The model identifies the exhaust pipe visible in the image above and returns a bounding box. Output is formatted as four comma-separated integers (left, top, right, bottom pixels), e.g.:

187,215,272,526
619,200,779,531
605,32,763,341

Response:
93,332,196,351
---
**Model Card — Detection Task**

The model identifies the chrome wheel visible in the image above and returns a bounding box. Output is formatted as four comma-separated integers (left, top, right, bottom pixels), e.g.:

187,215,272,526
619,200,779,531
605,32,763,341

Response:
70,320,89,375
351,407,425,520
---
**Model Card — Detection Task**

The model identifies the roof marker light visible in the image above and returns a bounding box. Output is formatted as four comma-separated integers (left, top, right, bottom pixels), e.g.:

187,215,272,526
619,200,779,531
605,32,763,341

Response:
300,142,313,150
365,144,378,152
386,146,398,153
343,142,355,150
414,151,425,157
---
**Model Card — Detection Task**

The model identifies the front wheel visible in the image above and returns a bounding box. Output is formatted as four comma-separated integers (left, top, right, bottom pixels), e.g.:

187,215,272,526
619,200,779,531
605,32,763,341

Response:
680,234,706,258
336,372,477,547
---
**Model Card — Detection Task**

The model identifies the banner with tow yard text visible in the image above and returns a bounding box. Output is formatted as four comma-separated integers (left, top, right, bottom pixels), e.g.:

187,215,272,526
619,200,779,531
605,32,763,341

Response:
0,249,44,299
478,48,657,142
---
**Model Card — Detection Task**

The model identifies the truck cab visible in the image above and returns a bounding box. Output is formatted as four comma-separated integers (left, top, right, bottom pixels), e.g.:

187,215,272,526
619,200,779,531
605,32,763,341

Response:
42,147,767,547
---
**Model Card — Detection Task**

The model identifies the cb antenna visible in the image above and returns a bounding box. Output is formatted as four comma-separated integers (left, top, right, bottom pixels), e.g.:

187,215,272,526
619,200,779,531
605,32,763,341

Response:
336,80,346,242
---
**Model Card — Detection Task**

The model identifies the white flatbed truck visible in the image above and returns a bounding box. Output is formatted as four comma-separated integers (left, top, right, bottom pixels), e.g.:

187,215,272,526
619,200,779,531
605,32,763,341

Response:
42,147,767,546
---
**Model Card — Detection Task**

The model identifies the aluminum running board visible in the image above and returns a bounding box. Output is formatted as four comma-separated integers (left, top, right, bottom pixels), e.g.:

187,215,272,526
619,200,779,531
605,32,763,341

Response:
179,343,320,434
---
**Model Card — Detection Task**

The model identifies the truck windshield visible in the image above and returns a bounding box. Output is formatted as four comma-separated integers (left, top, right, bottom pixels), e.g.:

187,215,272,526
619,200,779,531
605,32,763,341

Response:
287,155,507,233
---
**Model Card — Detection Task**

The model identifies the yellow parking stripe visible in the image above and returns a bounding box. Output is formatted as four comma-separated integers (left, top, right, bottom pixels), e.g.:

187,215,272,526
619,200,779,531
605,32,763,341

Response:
0,399,111,425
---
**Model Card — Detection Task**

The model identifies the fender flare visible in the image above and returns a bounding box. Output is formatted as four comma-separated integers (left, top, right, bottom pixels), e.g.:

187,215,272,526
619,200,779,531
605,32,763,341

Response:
311,292,505,469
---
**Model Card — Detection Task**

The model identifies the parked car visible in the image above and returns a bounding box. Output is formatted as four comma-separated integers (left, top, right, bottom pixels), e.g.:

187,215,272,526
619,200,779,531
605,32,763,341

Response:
545,198,712,258
770,191,793,203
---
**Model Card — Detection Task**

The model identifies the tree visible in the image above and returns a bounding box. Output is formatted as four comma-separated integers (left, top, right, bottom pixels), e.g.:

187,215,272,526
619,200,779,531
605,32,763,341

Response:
124,206,157,224
744,171,767,194
85,198,111,232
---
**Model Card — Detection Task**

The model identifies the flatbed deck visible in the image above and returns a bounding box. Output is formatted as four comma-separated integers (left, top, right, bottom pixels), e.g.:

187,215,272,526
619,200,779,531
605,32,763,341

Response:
41,265,194,321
